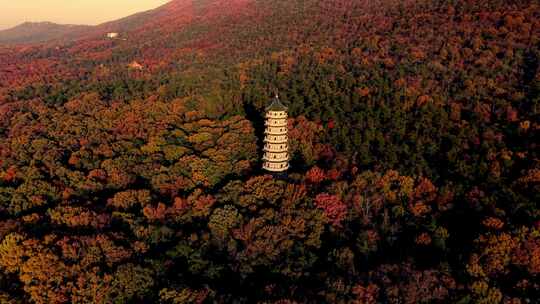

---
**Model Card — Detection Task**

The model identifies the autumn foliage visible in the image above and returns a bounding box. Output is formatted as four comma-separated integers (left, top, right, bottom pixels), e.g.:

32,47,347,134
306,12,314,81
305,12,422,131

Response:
0,0,539,302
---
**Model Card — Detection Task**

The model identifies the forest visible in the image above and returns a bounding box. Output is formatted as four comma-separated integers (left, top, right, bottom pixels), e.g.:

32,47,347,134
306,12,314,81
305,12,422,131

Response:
0,0,539,303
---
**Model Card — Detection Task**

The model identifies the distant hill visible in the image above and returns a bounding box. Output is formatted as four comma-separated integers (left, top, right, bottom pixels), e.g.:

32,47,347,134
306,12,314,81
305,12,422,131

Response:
0,0,251,45
0,0,193,45
0,21,90,44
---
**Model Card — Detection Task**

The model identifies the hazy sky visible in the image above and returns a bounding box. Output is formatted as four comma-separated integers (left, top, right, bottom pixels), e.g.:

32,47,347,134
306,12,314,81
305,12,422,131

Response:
0,0,171,30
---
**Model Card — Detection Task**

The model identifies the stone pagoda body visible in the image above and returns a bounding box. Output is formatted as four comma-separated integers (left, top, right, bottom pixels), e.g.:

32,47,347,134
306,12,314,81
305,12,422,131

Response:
263,95,289,172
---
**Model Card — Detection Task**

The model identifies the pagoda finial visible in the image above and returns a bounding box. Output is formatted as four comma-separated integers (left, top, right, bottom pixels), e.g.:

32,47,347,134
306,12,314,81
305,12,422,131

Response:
266,93,288,112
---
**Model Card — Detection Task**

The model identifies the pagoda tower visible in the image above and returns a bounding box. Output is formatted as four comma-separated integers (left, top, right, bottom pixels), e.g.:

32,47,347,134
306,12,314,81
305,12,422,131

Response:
263,95,289,172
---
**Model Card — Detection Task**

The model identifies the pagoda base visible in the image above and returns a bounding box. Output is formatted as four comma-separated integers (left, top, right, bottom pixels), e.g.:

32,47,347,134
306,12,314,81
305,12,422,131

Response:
262,164,289,172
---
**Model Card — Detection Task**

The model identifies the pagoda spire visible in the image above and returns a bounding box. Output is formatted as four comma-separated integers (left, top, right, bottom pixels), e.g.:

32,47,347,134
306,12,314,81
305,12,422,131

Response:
263,95,289,172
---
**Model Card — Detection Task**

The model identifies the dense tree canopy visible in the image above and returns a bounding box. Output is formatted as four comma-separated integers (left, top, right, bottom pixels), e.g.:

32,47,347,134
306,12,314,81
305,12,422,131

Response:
0,0,539,303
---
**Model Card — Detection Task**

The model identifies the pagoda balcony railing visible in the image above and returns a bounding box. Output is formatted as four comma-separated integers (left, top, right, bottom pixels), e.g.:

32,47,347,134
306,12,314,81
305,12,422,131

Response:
264,135,288,140
263,156,289,162
266,113,288,119
264,152,288,156
264,139,288,144
264,151,288,158
265,130,288,135
264,151,289,157
264,123,287,128
264,146,288,152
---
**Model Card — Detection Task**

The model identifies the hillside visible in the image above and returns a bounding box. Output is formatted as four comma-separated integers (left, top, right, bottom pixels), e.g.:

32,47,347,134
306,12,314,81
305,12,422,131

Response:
0,0,539,303
0,22,90,45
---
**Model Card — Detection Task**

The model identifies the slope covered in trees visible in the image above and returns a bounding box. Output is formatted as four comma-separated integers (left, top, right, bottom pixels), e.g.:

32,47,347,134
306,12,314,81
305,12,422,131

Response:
0,0,539,303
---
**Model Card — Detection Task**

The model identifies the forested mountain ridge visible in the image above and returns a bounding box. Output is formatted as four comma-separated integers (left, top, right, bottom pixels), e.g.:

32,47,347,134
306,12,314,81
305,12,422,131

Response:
0,22,91,45
0,0,539,303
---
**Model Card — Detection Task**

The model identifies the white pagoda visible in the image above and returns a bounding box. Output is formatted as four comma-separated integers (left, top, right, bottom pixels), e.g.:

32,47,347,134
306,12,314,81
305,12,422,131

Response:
263,95,289,172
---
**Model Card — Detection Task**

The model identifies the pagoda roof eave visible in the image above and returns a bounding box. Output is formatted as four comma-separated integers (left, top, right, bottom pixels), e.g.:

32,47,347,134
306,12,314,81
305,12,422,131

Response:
265,96,288,112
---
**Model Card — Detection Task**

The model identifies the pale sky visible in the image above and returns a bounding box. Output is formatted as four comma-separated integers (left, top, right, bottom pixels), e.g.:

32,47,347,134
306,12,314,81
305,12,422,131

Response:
0,0,171,30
